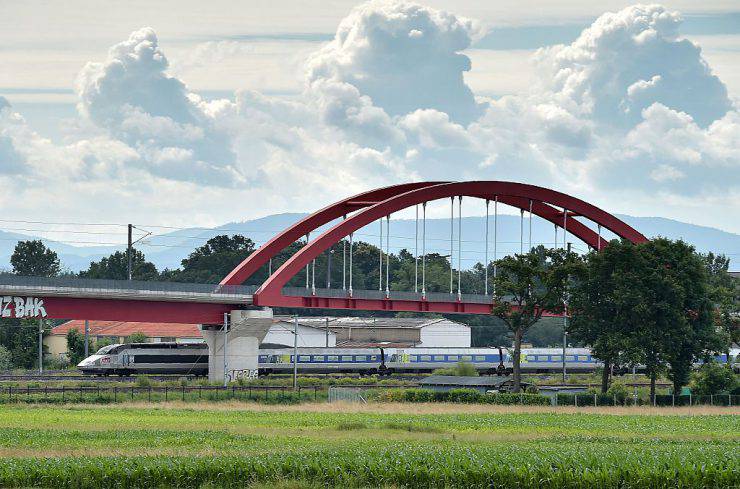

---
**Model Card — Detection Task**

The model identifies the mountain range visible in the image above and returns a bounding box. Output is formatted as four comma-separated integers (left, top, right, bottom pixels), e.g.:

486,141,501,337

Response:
1,213,738,273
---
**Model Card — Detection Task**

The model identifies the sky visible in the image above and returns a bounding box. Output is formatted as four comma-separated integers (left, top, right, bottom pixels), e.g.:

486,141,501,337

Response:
0,0,738,248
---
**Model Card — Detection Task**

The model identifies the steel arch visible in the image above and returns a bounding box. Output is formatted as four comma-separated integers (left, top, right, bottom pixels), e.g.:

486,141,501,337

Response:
252,181,647,312
220,182,445,286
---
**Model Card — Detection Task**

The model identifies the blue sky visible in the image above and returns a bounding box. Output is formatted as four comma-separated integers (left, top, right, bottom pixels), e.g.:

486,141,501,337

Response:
0,0,738,245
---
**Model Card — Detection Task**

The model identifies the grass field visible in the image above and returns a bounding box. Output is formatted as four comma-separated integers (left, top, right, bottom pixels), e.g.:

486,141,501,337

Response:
0,402,737,488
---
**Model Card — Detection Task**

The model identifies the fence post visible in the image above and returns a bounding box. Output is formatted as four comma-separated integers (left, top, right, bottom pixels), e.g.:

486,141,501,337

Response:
182,386,185,402
613,395,616,407
689,394,692,406
61,386,64,403
265,386,268,400
148,387,151,402
594,393,597,407
165,386,168,402
710,394,713,406
314,386,318,402
45,385,48,400
199,386,202,399
729,394,732,407
131,386,134,400
114,386,117,402
672,395,675,407
232,386,235,400
574,394,577,407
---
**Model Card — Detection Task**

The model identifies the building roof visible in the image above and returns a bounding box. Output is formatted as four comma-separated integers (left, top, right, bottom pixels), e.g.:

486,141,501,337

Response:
336,340,416,348
282,316,465,330
419,375,524,387
52,320,202,338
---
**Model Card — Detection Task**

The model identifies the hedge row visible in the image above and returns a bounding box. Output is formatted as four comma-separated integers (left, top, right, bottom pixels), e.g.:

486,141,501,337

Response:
372,388,551,405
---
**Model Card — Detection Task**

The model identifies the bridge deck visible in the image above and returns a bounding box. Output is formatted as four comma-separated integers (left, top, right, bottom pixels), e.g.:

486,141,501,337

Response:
0,276,255,304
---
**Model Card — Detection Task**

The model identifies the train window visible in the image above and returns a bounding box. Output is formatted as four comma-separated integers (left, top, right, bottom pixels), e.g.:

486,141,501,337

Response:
327,355,338,362
356,356,367,362
313,356,325,362
298,355,311,362
433,355,445,361
527,355,536,361
420,355,431,361
474,356,485,361
409,356,417,362
536,355,549,362
577,355,588,362
551,355,562,362
461,355,472,361
341,356,353,362
565,355,576,361
370,356,377,361
448,355,459,361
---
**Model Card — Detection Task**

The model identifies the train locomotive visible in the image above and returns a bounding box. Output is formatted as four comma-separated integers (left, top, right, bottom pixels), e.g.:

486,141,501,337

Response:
78,343,740,377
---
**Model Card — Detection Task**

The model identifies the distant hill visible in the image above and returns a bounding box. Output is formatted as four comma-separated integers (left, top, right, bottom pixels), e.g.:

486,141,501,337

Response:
1,213,738,273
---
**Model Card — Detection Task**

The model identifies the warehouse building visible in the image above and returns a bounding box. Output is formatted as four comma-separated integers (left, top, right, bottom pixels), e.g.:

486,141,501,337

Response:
45,316,470,360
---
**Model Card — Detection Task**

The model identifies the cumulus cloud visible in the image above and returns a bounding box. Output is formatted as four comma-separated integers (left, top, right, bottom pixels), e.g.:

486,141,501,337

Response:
306,1,485,125
0,1,738,235
76,27,240,186
533,4,731,128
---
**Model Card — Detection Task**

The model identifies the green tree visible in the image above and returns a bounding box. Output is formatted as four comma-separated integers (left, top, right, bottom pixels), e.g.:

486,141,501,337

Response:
0,319,48,369
690,362,738,395
10,240,61,276
168,235,255,283
126,332,148,343
80,249,158,280
703,253,739,349
0,345,12,370
569,240,644,392
66,329,87,365
641,239,723,397
492,246,575,392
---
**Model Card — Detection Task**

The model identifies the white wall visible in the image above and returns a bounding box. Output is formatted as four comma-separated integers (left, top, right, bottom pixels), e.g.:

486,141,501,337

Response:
418,320,471,347
263,322,336,347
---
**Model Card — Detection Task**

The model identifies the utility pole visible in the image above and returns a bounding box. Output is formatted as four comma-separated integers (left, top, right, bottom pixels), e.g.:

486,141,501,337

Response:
127,224,133,281
325,317,329,347
563,242,571,384
222,313,228,387
38,319,43,374
84,319,89,357
327,249,333,288
293,315,299,391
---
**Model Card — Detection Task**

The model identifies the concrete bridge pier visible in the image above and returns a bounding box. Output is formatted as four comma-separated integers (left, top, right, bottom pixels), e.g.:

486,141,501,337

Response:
200,308,273,382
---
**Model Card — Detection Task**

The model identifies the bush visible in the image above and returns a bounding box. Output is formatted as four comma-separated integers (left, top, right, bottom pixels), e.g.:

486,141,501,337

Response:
431,361,478,377
0,346,12,371
135,375,152,388
691,363,738,395
607,383,630,403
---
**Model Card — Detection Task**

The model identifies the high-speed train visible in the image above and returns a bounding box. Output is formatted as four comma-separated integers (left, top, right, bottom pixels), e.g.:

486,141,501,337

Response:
77,343,740,377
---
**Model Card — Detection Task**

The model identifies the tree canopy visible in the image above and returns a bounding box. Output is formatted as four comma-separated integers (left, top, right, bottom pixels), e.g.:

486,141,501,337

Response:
10,240,60,277
80,249,158,281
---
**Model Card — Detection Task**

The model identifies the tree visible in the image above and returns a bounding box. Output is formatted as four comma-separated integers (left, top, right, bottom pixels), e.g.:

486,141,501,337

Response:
169,235,256,283
66,329,87,365
641,239,722,397
0,319,48,369
126,332,148,343
571,239,725,399
0,345,12,371
492,246,575,392
569,240,644,392
80,249,158,280
10,240,61,277
690,362,738,395
703,253,739,349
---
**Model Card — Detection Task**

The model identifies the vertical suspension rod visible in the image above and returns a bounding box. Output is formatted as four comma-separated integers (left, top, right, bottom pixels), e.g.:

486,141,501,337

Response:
457,196,462,300
422,202,427,299
379,220,383,291
484,199,489,296
385,215,390,298
450,197,454,294
414,205,419,293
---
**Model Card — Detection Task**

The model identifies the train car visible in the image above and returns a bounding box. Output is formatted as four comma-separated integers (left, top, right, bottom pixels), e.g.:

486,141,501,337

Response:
77,342,208,376
386,348,509,375
519,348,600,373
259,347,389,375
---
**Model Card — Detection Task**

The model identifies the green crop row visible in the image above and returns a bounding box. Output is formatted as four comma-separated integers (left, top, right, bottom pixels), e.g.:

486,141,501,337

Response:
0,442,735,488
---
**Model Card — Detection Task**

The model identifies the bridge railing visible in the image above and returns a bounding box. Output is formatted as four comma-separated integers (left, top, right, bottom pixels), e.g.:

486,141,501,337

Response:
282,286,499,304
0,274,257,297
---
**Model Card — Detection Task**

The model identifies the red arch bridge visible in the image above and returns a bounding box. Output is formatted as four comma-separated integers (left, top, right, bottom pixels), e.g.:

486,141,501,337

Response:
0,181,646,380
0,181,647,323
